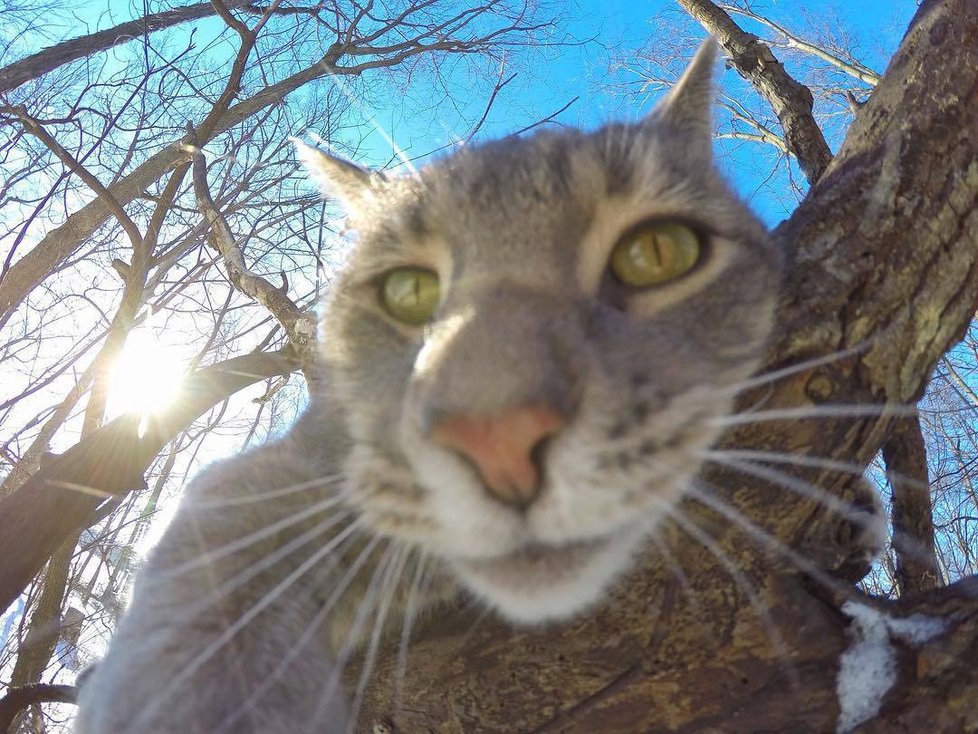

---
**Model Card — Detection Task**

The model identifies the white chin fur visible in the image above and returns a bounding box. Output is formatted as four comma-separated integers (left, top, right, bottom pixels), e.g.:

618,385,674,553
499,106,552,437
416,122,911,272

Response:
451,525,644,625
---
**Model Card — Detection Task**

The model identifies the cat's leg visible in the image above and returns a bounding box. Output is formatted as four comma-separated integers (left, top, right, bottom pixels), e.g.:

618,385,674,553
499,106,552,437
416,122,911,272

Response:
74,432,359,734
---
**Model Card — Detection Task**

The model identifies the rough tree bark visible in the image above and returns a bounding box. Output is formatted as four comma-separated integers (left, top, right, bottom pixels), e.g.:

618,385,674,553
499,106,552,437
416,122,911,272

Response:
882,417,942,595
348,1,978,731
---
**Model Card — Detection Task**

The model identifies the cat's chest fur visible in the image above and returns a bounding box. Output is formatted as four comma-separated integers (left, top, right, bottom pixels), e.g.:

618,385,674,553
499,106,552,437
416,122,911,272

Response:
74,40,782,733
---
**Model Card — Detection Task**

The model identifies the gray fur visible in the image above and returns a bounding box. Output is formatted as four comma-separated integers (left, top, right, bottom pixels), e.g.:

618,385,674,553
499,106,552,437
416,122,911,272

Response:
75,39,782,732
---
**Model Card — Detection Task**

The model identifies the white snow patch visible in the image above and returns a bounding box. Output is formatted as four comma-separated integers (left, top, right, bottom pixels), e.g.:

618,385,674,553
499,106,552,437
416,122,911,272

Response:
835,600,947,733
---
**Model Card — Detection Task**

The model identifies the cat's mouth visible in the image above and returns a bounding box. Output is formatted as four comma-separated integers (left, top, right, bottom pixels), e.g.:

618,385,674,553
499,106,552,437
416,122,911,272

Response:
448,524,646,623
456,537,610,588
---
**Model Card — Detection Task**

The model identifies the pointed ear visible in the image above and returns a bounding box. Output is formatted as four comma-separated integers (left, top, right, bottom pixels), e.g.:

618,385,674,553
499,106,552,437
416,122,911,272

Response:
293,139,382,213
648,38,718,157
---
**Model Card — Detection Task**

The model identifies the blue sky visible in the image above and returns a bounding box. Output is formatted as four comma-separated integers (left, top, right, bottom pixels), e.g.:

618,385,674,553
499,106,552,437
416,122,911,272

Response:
32,0,920,227
316,0,918,224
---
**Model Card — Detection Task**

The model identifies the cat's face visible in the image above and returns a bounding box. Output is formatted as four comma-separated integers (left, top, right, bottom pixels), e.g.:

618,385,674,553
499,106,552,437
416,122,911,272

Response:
301,42,782,623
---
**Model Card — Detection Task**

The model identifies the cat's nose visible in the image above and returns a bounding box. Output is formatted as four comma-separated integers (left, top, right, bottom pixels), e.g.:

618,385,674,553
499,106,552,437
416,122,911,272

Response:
430,405,565,510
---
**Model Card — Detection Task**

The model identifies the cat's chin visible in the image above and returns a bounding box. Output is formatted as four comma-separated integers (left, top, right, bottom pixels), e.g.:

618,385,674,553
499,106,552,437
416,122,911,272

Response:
450,526,644,625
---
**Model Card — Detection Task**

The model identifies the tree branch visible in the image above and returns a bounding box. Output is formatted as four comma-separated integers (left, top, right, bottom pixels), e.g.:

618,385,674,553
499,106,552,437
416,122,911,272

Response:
0,348,299,616
0,684,76,732
677,0,832,183
4,106,144,253
717,2,881,86
351,0,978,729
187,142,317,367
882,417,942,594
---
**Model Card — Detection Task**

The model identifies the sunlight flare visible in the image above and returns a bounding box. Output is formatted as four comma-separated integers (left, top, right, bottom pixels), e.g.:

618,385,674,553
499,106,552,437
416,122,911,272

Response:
107,324,186,429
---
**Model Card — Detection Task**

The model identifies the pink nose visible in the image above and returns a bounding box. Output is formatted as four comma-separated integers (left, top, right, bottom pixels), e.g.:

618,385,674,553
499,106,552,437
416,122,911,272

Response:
430,405,565,509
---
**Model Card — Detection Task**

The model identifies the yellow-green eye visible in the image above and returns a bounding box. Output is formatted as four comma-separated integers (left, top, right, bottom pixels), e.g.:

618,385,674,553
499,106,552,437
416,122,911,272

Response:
609,221,702,287
379,268,440,325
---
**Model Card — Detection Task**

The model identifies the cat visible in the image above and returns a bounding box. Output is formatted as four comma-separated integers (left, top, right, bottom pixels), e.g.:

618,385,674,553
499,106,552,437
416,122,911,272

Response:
74,39,785,733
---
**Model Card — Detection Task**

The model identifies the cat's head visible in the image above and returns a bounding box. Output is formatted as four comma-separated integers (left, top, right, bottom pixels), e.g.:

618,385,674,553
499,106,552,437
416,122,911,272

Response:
298,40,782,624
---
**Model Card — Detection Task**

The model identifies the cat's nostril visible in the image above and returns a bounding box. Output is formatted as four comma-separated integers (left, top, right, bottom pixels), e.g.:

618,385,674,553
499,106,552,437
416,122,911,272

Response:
430,404,565,510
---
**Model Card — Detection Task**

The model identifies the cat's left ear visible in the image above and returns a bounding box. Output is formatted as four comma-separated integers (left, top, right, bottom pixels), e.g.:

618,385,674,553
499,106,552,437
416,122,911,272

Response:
294,139,384,214
648,38,718,160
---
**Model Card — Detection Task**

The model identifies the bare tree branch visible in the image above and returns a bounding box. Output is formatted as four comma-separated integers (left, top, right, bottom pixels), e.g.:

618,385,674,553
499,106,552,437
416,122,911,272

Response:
188,141,317,367
677,0,833,183
718,2,882,85
0,683,76,732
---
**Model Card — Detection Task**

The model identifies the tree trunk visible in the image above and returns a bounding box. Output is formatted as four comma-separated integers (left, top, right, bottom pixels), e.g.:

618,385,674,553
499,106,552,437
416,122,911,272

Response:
351,1,978,731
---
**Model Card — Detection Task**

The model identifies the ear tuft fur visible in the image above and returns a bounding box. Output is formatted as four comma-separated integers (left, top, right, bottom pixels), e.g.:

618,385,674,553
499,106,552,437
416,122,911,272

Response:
648,38,718,160
293,139,379,212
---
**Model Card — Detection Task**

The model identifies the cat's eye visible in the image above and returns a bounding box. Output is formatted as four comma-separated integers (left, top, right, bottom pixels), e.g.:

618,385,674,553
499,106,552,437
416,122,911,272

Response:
609,221,702,287
379,268,440,325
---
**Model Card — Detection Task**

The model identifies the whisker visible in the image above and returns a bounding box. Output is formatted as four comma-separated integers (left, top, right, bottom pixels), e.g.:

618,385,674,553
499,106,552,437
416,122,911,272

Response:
133,520,368,730
152,491,355,581
177,511,361,622
655,498,801,690
394,552,430,711
311,540,400,730
711,403,916,427
716,342,870,396
317,72,420,178
182,473,346,508
348,544,412,733
212,532,384,734
648,534,704,617
702,448,929,491
700,451,937,567
698,452,866,525
686,481,856,600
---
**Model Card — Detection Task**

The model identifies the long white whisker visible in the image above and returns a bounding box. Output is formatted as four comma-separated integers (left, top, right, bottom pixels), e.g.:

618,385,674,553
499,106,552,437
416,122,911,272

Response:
699,452,866,524
394,552,429,711
153,491,354,581
686,481,856,599
316,72,419,177
702,448,930,491
711,403,916,427
702,451,937,567
656,498,801,689
179,510,360,621
311,540,399,730
182,473,346,508
348,544,412,733
133,519,367,729
716,342,870,396
648,534,704,616
212,532,384,734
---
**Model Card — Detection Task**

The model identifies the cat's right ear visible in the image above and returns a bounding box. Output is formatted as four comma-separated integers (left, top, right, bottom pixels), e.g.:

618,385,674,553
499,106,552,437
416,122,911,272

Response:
645,38,718,165
293,139,383,214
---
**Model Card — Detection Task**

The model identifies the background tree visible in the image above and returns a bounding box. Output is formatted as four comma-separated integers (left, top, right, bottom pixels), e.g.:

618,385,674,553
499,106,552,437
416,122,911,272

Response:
0,0,976,732
0,0,561,730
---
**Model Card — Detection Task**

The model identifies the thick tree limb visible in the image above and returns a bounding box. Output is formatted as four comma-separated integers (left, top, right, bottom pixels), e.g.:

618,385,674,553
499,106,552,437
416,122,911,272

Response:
0,684,76,732
718,2,881,85
0,0,315,95
352,1,978,730
0,349,299,616
882,417,942,595
678,0,833,183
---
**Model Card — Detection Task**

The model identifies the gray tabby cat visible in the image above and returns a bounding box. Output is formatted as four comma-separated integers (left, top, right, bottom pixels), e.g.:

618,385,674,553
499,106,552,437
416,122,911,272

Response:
75,40,782,733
